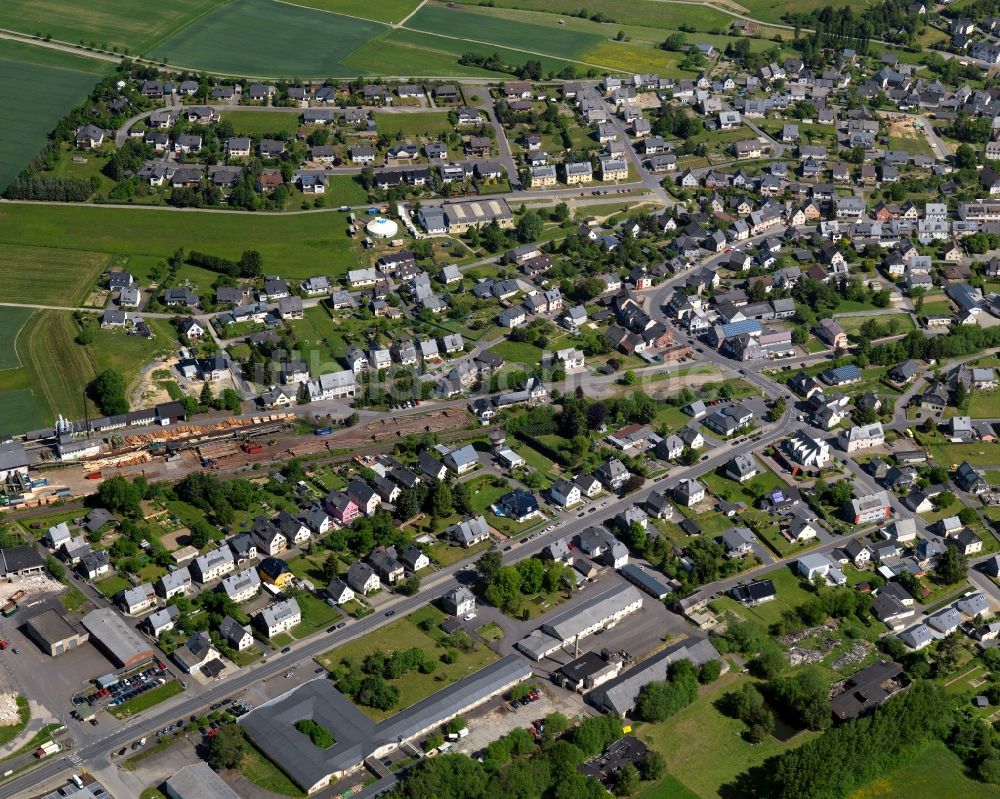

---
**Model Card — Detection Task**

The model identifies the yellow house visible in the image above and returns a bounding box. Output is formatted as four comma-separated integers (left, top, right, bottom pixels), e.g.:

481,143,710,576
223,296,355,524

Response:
258,557,294,588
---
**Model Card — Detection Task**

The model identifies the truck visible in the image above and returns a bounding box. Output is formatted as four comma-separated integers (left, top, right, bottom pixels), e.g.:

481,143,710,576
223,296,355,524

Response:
1,602,18,618
314,427,333,436
85,471,103,480
35,741,60,758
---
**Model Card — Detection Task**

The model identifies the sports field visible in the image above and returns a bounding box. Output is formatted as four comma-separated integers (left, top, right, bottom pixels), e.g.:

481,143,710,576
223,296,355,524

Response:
4,244,109,306
151,0,385,76
0,39,108,191
0,203,364,280
282,0,422,24
0,0,226,53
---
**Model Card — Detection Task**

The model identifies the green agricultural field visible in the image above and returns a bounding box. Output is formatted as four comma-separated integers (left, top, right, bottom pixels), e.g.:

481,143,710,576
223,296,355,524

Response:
150,0,385,76
221,110,302,137
283,0,422,24
3,244,109,305
374,111,456,139
0,0,226,52
0,390,45,438
405,5,603,60
344,28,579,77
0,308,34,371
738,0,871,24
0,203,363,279
0,39,108,191
447,0,738,34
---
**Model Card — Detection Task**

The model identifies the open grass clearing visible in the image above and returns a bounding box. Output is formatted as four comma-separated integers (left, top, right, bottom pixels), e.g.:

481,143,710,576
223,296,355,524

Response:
967,390,1000,419
0,203,364,279
848,739,998,799
635,671,818,799
150,0,385,76
315,606,499,720
0,39,109,191
836,313,915,337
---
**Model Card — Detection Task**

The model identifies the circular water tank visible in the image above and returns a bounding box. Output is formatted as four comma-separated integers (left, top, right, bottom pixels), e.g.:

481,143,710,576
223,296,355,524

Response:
365,216,398,239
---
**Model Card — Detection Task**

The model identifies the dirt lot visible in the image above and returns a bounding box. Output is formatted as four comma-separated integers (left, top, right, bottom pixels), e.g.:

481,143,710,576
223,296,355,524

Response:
452,683,589,756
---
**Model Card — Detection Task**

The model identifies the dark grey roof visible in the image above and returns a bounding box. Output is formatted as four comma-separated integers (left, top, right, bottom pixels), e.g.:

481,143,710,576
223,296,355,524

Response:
241,655,531,791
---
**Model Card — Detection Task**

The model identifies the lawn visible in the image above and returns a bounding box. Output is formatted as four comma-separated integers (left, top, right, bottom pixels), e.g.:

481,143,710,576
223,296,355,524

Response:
283,0,421,23
925,442,1000,468
150,0,386,76
2,244,110,305
0,39,109,191
240,742,307,797
701,464,787,508
95,574,131,598
289,592,341,639
60,587,89,612
636,671,818,799
221,110,302,137
836,313,915,338
711,565,815,627
374,111,456,139
635,775,701,799
848,740,997,799
315,606,499,720
967,391,1000,419
0,203,364,279
108,680,184,719
491,339,543,366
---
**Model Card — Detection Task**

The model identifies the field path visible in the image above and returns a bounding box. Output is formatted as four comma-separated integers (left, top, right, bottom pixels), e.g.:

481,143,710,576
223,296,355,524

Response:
396,0,428,27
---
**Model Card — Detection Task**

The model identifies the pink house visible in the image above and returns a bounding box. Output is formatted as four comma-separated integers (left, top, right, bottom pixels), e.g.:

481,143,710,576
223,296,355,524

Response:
324,491,359,525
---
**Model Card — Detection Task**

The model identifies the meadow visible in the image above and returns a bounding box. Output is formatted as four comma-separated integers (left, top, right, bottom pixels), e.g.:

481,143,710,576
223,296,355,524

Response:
0,0,226,52
4,244,109,305
848,740,998,799
150,0,385,76
0,308,34,371
0,203,364,279
0,39,108,191
373,111,456,139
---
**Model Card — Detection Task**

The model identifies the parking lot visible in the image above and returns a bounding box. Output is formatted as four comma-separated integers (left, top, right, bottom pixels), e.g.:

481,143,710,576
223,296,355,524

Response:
72,660,171,714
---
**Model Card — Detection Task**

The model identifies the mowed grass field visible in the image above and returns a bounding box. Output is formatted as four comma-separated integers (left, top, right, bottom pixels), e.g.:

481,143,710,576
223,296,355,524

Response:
0,308,34,370
282,0,422,23
0,39,108,191
848,740,998,799
150,0,385,76
0,203,364,279
221,110,302,137
4,244,110,305
374,110,455,138
0,0,226,52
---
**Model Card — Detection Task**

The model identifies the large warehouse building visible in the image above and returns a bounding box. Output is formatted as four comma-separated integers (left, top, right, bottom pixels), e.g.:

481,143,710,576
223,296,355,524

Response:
80,608,154,668
241,655,532,794
165,763,240,799
24,609,89,656
516,585,644,661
